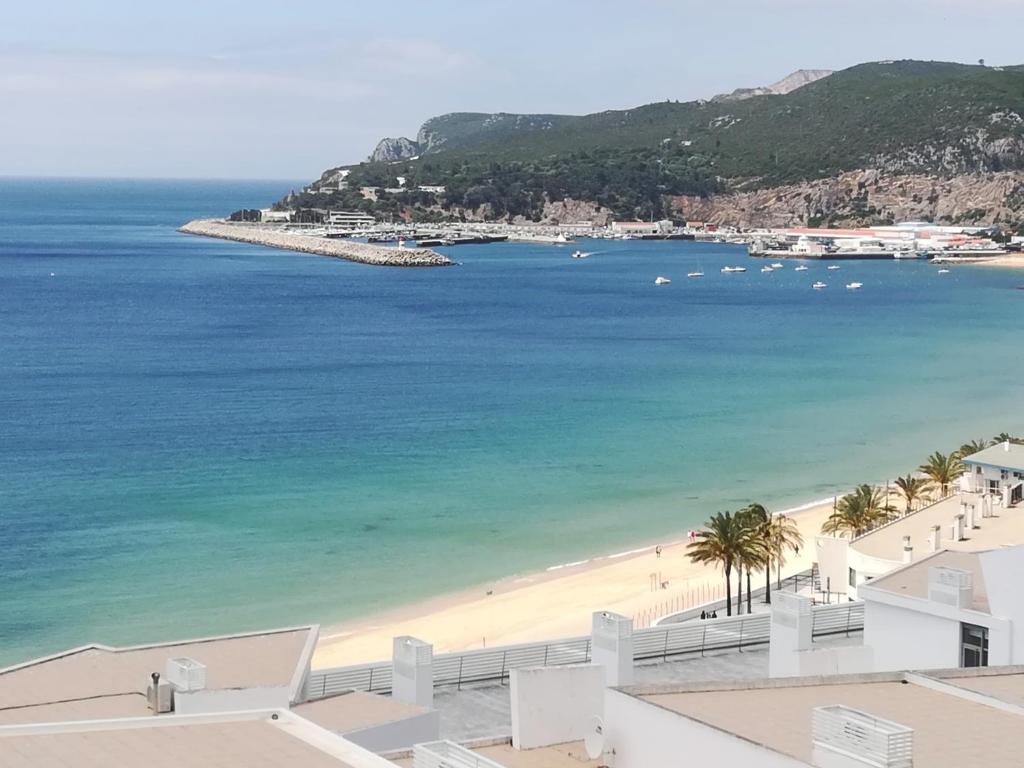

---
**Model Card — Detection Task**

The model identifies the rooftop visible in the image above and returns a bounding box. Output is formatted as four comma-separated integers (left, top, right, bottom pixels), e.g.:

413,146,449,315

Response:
864,549,990,613
634,668,1024,767
0,626,317,725
293,690,429,734
851,494,1024,562
962,442,1024,472
0,710,390,768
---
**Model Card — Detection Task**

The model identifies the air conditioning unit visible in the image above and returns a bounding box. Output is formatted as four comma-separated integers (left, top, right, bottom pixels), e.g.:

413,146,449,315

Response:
147,674,174,714
165,657,207,692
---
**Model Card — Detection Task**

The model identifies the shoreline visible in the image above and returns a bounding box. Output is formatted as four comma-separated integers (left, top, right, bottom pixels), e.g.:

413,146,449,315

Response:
178,219,455,267
312,493,842,667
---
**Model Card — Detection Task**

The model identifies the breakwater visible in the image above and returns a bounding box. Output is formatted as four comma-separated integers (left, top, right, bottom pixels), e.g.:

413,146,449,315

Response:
178,219,455,267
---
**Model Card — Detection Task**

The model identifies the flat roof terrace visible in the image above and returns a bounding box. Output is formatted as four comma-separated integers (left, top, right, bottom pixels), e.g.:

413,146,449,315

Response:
0,626,317,725
636,668,1024,768
0,710,390,768
851,495,1024,562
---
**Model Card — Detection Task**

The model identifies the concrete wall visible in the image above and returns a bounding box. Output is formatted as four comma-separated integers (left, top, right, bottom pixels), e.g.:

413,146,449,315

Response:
982,547,1024,662
174,685,291,715
604,689,806,768
771,643,875,678
343,710,440,754
815,536,850,598
510,665,605,750
864,600,960,671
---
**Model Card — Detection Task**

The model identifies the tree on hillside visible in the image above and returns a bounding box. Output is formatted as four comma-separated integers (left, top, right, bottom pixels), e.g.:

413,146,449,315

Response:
821,485,896,538
687,511,749,617
919,451,964,496
893,474,934,513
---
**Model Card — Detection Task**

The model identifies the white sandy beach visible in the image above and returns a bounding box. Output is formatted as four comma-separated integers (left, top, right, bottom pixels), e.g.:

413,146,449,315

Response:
313,497,839,668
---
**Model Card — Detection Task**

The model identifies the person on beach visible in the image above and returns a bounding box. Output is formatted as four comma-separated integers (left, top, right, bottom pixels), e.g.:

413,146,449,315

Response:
656,545,662,559
700,610,706,620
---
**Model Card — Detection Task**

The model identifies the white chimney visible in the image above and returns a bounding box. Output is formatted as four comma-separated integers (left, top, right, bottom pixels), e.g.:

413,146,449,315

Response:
591,610,634,687
927,566,973,609
165,657,207,692
392,636,433,708
929,525,941,552
953,513,965,541
902,536,913,564
812,705,913,768
1005,440,1011,452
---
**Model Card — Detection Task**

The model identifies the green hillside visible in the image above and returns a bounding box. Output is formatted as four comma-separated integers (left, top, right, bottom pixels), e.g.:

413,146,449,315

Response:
284,61,1024,221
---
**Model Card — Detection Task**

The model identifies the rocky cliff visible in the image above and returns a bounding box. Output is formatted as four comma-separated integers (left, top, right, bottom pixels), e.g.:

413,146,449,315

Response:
711,68,833,102
671,170,1024,228
369,136,420,162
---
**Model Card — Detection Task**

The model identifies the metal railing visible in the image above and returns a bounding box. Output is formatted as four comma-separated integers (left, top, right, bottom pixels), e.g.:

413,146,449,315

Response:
305,601,864,699
414,740,507,768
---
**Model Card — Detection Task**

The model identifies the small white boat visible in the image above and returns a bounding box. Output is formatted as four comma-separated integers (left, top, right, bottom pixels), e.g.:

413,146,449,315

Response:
572,250,588,259
721,266,747,273
827,265,841,271
687,271,704,278
794,265,809,272
846,282,863,290
654,276,671,285
812,281,827,290
761,266,774,273
771,262,784,269
937,268,950,274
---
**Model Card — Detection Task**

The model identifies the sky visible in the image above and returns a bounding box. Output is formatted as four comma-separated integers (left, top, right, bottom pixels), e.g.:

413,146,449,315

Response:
2,0,1022,180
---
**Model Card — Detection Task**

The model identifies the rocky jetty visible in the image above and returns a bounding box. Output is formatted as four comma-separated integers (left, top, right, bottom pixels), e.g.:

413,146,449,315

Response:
178,220,454,267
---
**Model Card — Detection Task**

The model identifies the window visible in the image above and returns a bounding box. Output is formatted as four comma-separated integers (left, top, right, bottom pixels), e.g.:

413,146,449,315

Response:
848,568,857,588
1001,470,1009,480
961,623,989,668
988,479,999,494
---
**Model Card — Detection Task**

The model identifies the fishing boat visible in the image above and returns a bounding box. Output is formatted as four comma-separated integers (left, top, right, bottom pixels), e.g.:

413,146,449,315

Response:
794,265,809,272
654,276,671,285
846,282,863,290
827,265,841,271
721,266,747,273
812,281,827,290
937,268,950,274
687,271,704,278
771,262,784,269
761,266,774,273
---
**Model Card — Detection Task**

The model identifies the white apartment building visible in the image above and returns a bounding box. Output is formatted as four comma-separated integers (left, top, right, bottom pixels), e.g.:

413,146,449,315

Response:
960,441,1024,505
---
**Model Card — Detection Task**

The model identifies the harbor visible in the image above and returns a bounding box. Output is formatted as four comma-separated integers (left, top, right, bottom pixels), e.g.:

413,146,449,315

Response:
178,219,454,267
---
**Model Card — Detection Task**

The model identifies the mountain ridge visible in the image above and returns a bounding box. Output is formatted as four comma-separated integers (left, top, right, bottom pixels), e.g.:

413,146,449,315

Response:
292,60,1024,229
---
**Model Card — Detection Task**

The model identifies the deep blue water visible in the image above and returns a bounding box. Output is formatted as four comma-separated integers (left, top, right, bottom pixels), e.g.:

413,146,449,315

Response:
1,177,1022,664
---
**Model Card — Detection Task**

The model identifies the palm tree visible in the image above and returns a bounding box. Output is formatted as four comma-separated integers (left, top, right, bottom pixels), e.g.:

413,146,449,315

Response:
918,451,964,496
687,511,747,617
994,432,1024,445
821,485,896,538
765,513,803,597
893,474,934,513
955,438,991,459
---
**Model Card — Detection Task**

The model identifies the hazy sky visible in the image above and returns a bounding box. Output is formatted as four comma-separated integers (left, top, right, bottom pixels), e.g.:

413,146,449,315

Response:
2,0,1021,180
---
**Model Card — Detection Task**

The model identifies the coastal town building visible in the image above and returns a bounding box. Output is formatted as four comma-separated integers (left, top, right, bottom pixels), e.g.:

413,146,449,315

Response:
603,667,1024,768
259,208,292,223
959,440,1024,505
326,210,378,228
610,220,672,235
816,443,1024,602
417,185,446,194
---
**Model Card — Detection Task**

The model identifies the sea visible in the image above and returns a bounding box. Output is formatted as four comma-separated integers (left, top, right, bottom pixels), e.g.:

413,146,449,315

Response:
1,177,1022,665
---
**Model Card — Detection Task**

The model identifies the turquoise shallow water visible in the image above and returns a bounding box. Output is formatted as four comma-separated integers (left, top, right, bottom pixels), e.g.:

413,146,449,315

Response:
1,178,1022,665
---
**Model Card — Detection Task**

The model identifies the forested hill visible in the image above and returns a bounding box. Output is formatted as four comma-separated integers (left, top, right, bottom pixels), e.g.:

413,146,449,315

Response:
280,61,1024,225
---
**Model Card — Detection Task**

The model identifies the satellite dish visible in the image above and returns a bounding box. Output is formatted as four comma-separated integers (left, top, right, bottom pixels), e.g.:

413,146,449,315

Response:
584,715,606,760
